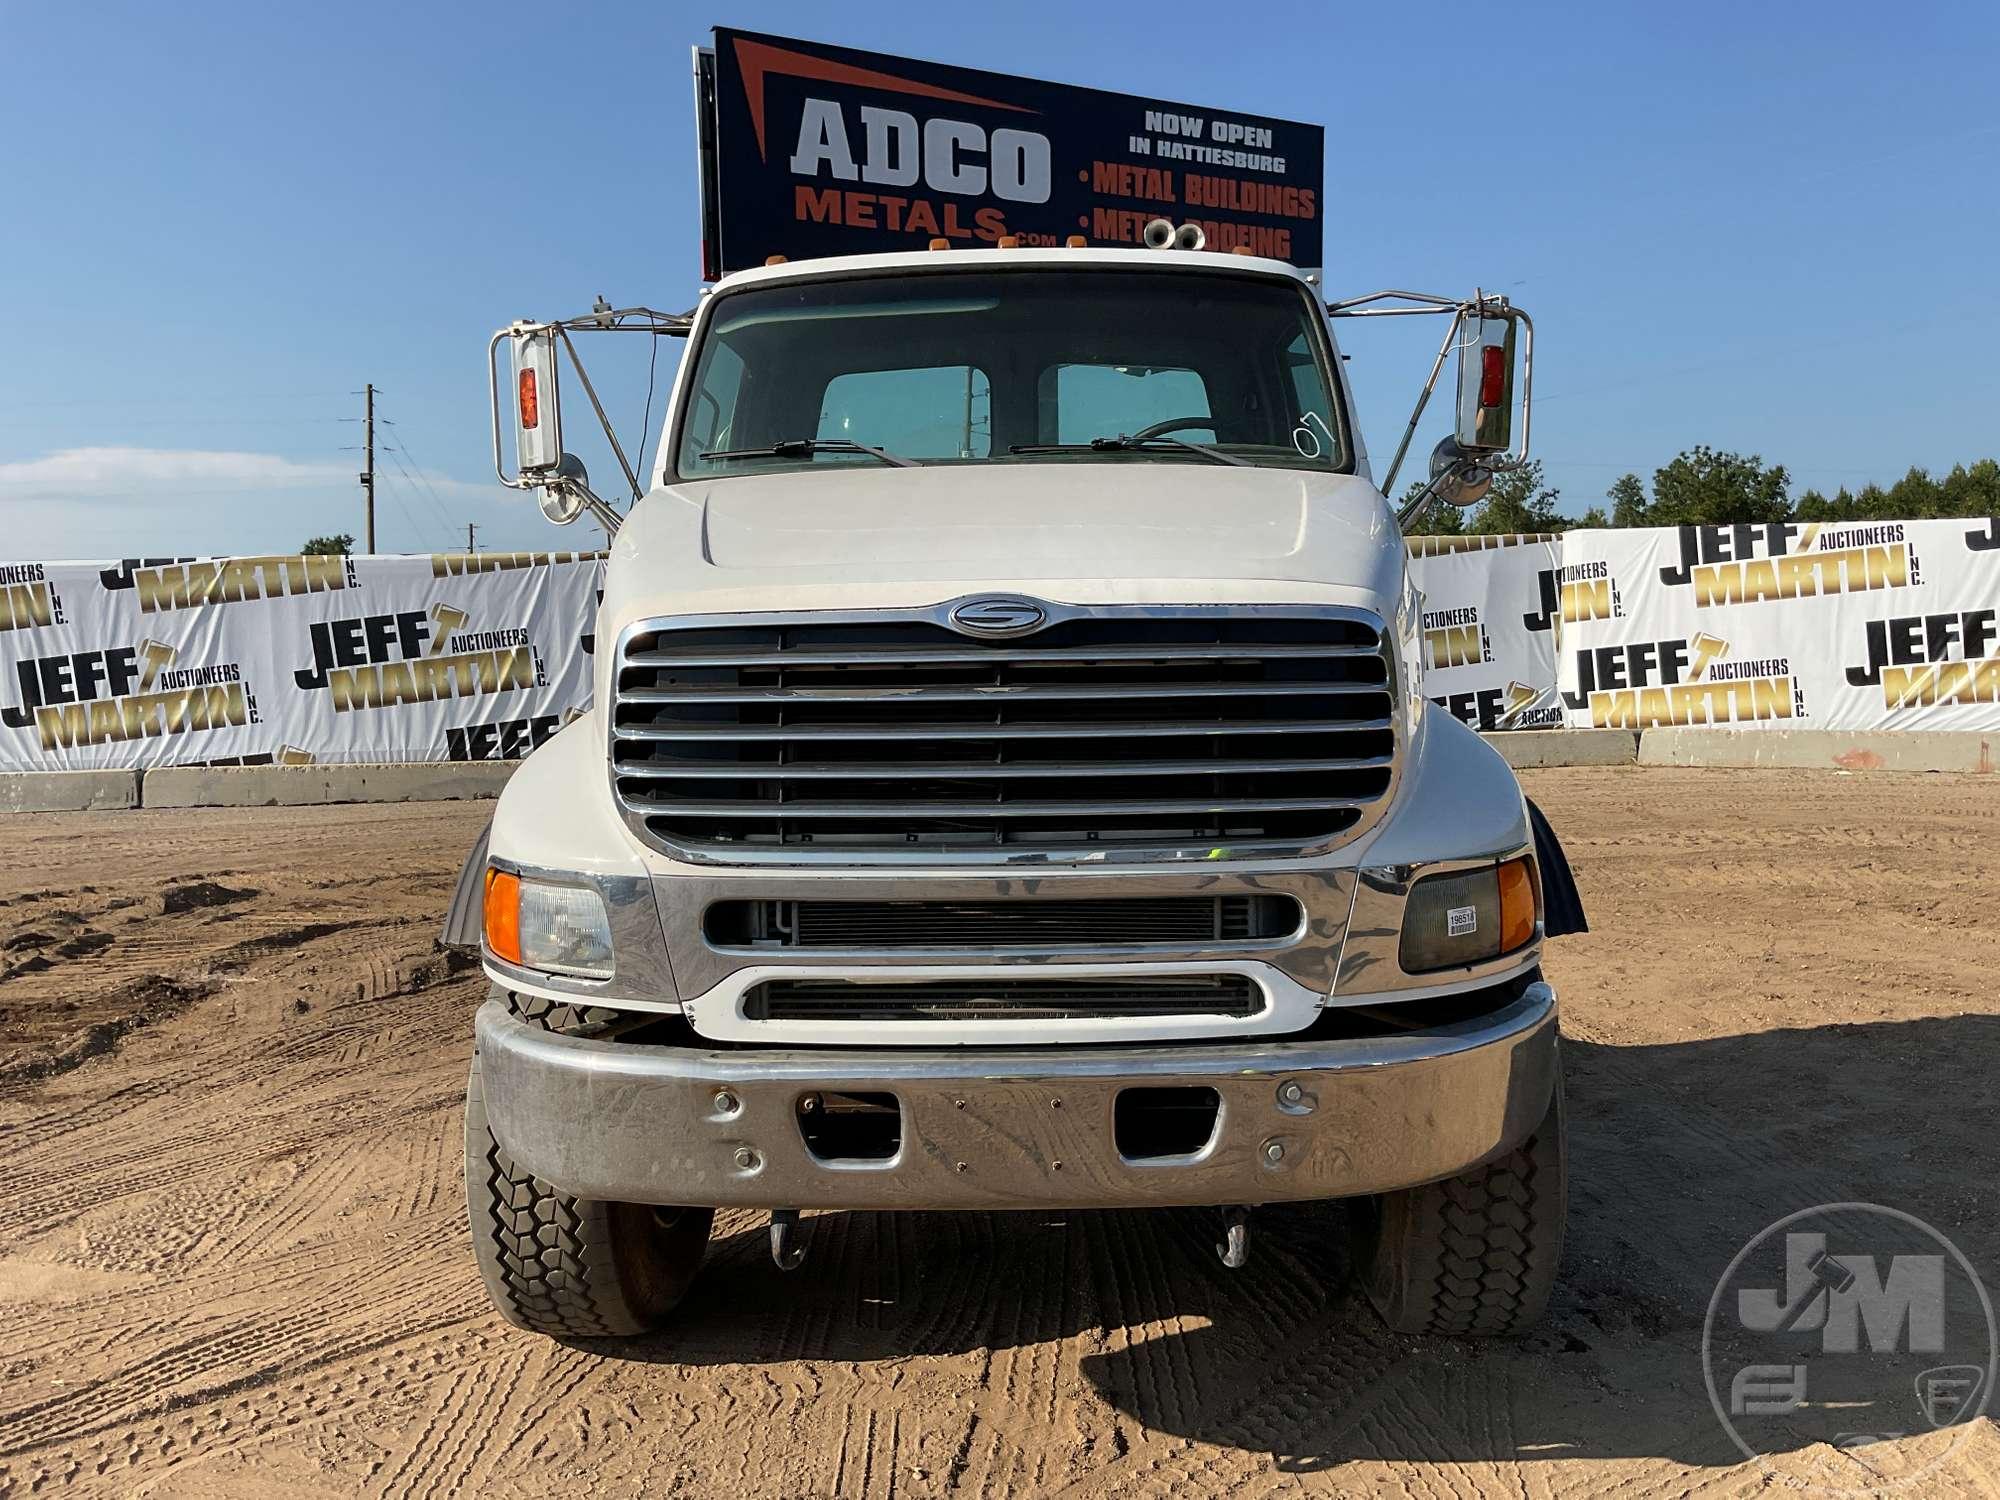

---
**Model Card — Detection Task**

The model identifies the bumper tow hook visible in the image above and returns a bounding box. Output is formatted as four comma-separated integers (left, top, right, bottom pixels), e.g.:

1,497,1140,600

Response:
1217,1207,1250,1270
769,1208,806,1271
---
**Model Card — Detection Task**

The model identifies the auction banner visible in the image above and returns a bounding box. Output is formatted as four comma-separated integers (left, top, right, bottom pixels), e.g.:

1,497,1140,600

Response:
1555,518,2000,731
0,552,603,771
1407,536,1564,731
699,28,1324,275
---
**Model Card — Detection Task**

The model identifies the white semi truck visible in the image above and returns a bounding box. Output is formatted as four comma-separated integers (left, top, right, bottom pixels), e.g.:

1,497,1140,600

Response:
450,234,1584,1341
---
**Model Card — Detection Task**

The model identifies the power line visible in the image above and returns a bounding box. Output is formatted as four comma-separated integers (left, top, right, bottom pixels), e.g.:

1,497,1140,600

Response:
379,440,457,539
377,421,459,531
376,451,454,549
375,467,441,552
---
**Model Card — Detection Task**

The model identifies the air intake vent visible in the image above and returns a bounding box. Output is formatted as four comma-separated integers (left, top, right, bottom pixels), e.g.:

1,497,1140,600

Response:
705,895,1301,949
744,975,1263,1023
612,609,1397,862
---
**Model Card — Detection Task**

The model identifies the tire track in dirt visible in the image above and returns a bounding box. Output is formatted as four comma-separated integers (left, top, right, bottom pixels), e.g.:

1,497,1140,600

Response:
5,782,2000,1496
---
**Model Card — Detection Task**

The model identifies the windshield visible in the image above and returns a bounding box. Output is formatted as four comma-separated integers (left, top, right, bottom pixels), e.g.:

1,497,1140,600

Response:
672,268,1347,478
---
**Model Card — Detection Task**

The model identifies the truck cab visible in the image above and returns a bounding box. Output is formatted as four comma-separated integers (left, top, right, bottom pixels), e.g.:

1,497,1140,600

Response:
460,241,1573,1341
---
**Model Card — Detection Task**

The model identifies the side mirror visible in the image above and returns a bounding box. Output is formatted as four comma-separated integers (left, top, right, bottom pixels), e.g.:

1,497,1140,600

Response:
1429,436,1492,507
510,325,564,476
1454,313,1517,453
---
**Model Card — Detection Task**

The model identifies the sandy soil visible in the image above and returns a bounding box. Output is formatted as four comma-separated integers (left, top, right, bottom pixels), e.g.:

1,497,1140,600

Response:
0,768,1996,1497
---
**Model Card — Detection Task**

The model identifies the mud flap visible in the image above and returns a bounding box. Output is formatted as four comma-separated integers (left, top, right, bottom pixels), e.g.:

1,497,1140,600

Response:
439,818,492,953
1526,798,1586,937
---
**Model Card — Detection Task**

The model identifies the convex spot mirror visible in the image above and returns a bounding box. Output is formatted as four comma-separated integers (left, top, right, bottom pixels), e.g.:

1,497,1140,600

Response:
1454,313,1517,454
1429,436,1493,508
537,454,589,526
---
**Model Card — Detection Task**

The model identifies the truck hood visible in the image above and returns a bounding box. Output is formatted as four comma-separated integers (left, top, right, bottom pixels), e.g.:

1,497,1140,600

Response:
600,463,1403,624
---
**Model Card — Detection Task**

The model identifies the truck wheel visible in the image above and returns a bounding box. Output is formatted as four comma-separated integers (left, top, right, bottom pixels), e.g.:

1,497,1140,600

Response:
465,1055,713,1338
1354,1057,1565,1337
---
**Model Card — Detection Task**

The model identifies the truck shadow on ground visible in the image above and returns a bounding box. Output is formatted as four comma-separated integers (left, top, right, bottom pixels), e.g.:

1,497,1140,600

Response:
608,1014,2000,1474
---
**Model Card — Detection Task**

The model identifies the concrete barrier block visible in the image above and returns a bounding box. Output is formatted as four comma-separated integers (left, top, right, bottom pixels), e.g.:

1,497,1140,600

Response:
1638,729,1998,774
0,769,143,812
141,762,519,808
1482,729,1640,768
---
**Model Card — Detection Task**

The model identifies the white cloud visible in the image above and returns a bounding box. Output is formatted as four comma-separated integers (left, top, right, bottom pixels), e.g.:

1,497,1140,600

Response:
0,446,350,500
0,446,492,503
0,446,533,561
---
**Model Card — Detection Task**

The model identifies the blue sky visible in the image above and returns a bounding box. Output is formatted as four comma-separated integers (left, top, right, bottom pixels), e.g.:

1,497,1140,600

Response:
2,1,1996,558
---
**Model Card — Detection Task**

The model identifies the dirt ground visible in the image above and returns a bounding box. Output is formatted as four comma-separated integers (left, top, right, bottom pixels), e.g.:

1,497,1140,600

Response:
0,766,1996,1497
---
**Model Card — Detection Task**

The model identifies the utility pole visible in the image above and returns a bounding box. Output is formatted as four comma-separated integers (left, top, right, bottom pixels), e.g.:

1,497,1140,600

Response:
466,522,478,554
360,383,376,553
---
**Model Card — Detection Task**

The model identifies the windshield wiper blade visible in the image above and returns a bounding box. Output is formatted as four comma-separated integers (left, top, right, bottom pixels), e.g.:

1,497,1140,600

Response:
1008,435,1251,467
699,438,921,468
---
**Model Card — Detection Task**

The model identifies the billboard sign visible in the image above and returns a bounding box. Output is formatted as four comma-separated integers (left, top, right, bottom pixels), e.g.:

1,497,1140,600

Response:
698,28,1324,277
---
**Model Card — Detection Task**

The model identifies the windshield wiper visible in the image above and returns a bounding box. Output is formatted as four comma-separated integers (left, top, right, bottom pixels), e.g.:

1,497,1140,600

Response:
1008,435,1251,467
698,438,920,468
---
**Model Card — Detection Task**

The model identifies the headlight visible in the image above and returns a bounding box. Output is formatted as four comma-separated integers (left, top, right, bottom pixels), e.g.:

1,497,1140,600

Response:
1398,855,1536,973
482,869,615,979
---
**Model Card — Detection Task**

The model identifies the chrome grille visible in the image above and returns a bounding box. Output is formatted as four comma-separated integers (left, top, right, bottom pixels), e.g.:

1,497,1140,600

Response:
611,608,1397,862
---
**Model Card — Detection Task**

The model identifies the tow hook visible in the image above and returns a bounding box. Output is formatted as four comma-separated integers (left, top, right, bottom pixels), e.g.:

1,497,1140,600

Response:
1217,1206,1250,1270
769,1207,806,1271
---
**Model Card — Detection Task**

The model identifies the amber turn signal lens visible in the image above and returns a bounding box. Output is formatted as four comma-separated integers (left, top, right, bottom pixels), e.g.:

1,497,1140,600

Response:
1498,857,1536,953
483,868,522,964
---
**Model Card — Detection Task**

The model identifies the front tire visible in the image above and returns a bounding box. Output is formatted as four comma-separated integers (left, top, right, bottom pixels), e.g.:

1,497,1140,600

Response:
465,1054,712,1338
1355,1053,1566,1337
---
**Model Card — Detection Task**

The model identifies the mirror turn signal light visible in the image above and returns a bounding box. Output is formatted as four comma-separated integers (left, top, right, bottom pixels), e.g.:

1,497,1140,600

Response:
1479,344,1506,410
483,868,522,964
517,369,540,430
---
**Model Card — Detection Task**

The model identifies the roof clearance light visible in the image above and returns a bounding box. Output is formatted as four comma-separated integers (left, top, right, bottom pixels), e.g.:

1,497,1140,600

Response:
1065,234,1086,247
928,237,950,251
517,368,539,431
1479,344,1506,410
764,254,787,265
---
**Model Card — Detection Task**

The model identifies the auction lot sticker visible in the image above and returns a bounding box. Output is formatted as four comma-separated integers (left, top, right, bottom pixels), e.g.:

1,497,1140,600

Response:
1703,1202,1995,1494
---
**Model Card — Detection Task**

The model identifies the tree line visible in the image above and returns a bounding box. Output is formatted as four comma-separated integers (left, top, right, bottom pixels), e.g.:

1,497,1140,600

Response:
1406,448,2000,535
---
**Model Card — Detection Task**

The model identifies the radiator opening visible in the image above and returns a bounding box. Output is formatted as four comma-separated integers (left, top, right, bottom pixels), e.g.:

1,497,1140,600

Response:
746,975,1261,1022
796,1091,902,1163
705,894,1301,950
1115,1086,1222,1161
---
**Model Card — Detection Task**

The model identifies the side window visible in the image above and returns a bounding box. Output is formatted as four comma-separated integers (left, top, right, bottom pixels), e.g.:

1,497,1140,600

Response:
817,365,991,459
1044,364,1213,443
690,341,745,453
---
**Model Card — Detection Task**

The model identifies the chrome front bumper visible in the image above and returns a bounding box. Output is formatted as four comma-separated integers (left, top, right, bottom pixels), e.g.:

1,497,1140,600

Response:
474,981,1557,1212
